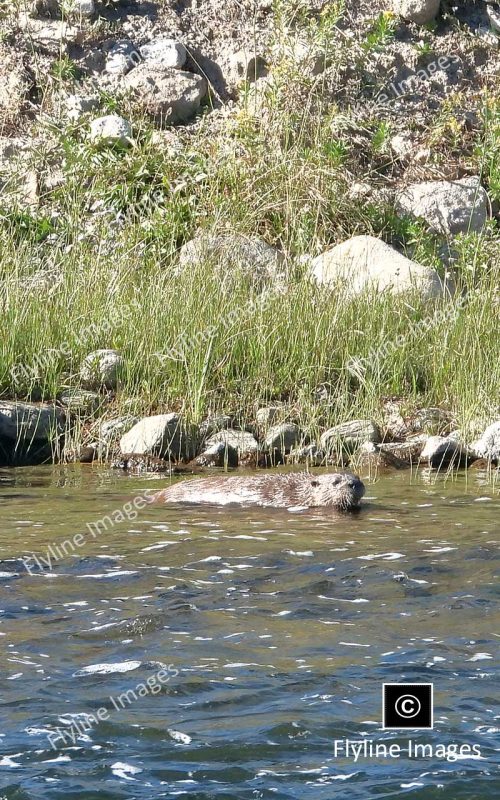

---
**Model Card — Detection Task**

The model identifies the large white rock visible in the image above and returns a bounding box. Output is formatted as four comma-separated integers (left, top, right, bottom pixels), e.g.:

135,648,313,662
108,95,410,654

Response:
123,65,206,125
395,177,489,236
89,115,132,146
311,235,451,299
140,39,187,69
391,0,440,25
120,413,197,460
80,349,124,390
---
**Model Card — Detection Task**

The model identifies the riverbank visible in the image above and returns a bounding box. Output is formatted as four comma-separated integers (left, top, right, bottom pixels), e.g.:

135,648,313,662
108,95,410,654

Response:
1,1,498,473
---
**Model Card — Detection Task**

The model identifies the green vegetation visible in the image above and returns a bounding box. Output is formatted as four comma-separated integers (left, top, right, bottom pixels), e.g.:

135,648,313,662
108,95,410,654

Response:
0,2,498,443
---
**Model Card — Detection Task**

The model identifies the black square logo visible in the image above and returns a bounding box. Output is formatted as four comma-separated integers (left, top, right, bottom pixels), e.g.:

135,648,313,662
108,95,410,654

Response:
383,683,433,729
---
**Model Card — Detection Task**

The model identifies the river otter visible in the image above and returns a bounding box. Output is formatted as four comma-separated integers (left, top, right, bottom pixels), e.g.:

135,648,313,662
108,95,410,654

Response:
152,471,365,511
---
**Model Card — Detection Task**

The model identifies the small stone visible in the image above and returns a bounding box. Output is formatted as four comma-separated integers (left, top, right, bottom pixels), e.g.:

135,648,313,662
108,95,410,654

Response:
80,349,123,390
194,441,238,468
64,93,99,121
391,0,440,25
140,39,187,69
390,134,414,161
105,40,138,75
120,413,198,461
89,115,132,147
226,48,268,91
58,388,101,415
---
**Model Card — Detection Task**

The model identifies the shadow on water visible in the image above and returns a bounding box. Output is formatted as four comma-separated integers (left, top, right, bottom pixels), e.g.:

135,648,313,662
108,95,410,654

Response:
0,466,498,799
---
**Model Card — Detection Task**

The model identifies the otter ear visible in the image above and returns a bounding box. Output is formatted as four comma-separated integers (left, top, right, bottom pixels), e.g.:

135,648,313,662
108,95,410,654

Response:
310,479,319,487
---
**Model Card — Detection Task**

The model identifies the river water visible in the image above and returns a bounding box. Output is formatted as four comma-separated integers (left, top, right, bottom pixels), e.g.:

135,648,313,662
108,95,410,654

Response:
0,466,498,799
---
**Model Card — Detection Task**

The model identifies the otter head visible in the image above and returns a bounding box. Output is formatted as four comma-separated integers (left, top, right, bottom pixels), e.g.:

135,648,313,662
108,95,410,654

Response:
309,472,365,510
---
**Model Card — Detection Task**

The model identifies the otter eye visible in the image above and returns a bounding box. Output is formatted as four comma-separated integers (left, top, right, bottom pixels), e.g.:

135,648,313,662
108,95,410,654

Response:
311,479,319,487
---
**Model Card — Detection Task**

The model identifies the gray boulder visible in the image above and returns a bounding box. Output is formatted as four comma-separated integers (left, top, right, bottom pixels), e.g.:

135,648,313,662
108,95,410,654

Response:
420,435,468,468
204,428,259,456
0,402,65,465
320,420,380,452
255,406,283,428
395,177,489,236
287,443,326,466
123,65,206,125
99,415,139,442
194,440,238,468
80,349,124,390
470,421,500,463
411,407,455,436
178,232,284,287
264,423,304,453
119,413,198,460
311,236,452,299
391,0,440,25
199,414,235,438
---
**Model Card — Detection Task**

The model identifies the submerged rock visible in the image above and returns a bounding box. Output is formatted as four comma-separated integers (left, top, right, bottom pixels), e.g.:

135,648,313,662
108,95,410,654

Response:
80,349,124,390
